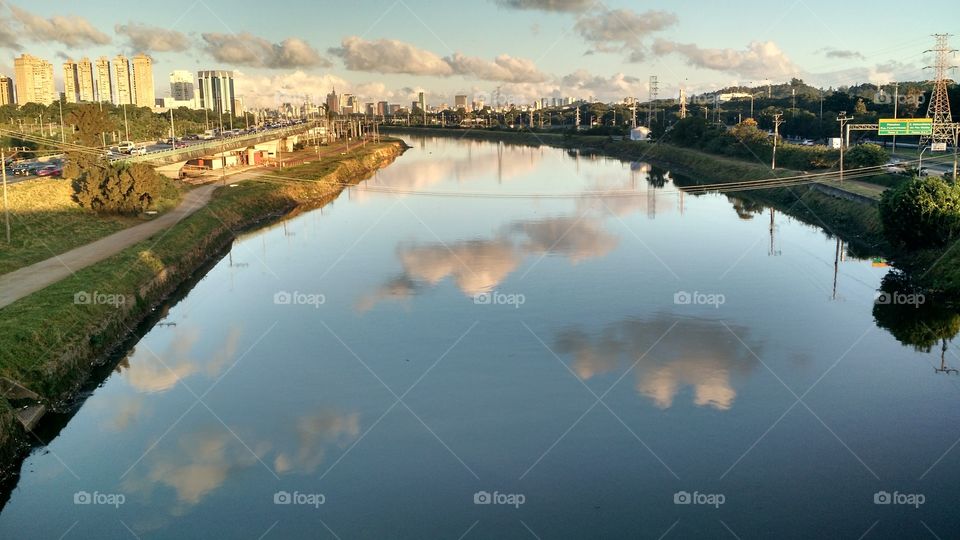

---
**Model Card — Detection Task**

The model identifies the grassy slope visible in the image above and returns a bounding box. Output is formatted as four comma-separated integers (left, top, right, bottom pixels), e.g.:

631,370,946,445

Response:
0,141,403,399
0,178,183,275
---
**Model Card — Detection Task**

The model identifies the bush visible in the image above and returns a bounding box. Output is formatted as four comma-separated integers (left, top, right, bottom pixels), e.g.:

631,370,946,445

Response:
845,143,889,169
71,162,177,215
879,176,960,249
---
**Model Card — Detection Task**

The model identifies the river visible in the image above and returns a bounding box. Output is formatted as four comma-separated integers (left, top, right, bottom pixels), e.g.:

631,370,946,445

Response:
2,134,959,538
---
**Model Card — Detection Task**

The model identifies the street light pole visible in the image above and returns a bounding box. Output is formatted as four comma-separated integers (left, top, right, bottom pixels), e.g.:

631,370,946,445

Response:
2,149,9,244
122,104,129,142
58,99,65,144
837,112,852,184
891,82,899,154
772,112,784,170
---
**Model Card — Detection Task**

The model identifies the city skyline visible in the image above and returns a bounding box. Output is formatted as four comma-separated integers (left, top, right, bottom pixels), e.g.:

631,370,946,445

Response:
0,0,954,109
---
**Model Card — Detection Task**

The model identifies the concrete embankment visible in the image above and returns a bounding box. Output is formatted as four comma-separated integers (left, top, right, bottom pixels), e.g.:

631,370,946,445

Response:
0,141,405,478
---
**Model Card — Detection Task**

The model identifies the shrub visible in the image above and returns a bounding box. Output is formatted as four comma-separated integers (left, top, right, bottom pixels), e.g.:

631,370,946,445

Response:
71,162,177,215
845,143,889,169
879,176,960,249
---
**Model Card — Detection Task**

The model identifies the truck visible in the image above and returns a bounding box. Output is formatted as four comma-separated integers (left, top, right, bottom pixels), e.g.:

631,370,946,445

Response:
827,138,843,149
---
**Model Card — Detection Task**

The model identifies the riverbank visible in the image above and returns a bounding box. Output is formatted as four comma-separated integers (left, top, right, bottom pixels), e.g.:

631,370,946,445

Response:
0,140,405,476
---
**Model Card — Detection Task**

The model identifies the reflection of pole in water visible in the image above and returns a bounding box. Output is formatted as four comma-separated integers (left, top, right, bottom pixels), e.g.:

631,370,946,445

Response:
678,191,684,216
647,184,655,219
768,209,781,256
936,339,959,374
498,141,503,184
831,237,842,300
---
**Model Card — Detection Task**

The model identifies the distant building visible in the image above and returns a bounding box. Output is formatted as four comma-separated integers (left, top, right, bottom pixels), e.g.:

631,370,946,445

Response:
417,91,425,112
63,59,79,103
365,102,375,116
388,103,402,115
131,54,155,108
113,55,133,105
169,70,195,102
0,76,13,106
376,101,388,116
233,97,244,117
76,57,95,102
455,94,468,111
14,54,56,105
197,70,235,116
95,57,112,103
326,88,339,115
717,92,752,103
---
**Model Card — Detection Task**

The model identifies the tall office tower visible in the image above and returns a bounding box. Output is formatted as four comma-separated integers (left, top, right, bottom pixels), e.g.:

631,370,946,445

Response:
131,54,154,107
455,94,468,110
113,55,132,105
76,57,95,102
63,59,80,103
197,70,235,116
169,70,195,101
0,76,13,106
326,88,340,115
95,57,112,103
13,54,56,105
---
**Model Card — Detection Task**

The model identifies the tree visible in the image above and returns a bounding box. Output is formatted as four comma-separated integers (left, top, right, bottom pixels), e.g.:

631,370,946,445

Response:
845,143,888,169
72,162,170,215
879,176,960,249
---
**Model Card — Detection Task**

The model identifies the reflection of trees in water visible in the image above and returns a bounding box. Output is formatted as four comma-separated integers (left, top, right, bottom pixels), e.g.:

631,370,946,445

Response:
647,166,669,189
727,196,766,220
873,271,960,373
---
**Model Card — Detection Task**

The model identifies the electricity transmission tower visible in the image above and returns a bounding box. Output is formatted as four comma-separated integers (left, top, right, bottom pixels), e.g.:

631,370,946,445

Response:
679,88,687,119
648,75,658,127
920,34,957,149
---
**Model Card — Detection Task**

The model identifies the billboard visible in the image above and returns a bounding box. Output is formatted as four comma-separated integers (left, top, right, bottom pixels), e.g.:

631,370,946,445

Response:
878,118,933,136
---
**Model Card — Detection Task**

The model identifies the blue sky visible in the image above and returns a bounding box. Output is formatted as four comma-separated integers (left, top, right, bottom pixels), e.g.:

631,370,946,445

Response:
2,0,952,107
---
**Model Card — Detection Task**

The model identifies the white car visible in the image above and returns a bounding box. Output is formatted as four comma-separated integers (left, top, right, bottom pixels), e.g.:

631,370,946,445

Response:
117,141,135,153
128,146,147,156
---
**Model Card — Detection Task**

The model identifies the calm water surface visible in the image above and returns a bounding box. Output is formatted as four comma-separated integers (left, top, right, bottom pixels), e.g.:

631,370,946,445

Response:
3,135,960,539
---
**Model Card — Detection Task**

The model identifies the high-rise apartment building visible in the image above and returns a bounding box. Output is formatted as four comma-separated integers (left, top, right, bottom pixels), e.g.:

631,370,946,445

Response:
13,54,56,105
0,76,13,106
95,57,112,103
113,55,132,105
63,59,80,103
131,54,154,107
326,88,340,115
169,70,194,101
76,57,95,102
197,70,235,116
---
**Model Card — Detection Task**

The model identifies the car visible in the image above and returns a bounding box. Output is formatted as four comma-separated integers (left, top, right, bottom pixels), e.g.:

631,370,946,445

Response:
36,164,62,177
10,162,31,175
128,146,147,156
117,141,136,153
184,134,200,141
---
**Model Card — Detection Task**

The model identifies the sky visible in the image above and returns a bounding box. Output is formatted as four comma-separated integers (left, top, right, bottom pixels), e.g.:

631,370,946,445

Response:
0,0,953,108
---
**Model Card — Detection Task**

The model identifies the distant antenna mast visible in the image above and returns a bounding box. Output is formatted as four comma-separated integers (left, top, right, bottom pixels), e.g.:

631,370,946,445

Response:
648,75,659,127
920,33,957,149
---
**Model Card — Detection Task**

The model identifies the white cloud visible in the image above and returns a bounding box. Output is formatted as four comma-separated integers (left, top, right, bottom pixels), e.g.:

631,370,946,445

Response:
653,39,800,80
492,0,595,12
9,5,110,47
330,36,547,83
202,32,330,69
115,22,189,53
330,36,453,76
233,70,350,108
575,9,678,61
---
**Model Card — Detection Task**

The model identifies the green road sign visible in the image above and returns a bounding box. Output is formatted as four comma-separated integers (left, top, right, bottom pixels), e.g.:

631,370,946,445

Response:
879,118,933,136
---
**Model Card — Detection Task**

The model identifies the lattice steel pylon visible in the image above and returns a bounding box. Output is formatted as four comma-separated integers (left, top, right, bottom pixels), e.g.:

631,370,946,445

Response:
648,75,658,127
920,34,957,148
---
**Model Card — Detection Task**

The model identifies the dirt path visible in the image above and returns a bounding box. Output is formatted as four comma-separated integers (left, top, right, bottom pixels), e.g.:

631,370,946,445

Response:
0,184,217,309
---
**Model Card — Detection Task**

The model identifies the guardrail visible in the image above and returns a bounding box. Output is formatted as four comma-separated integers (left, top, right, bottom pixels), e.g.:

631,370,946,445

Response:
119,124,314,165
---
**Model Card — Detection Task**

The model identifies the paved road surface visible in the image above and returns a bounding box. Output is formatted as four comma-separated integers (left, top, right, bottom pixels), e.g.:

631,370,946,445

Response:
0,184,216,309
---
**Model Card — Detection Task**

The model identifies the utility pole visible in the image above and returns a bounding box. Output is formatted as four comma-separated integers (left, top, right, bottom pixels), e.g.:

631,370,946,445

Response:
837,111,852,184
58,100,65,144
771,112,784,170
122,104,129,142
891,82,899,153
2,149,8,243
169,108,176,141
